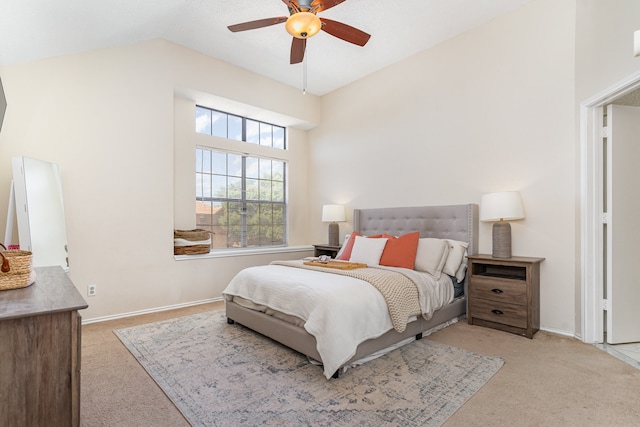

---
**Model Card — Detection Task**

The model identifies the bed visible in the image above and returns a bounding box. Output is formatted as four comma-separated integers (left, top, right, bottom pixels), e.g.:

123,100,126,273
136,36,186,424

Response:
223,204,479,379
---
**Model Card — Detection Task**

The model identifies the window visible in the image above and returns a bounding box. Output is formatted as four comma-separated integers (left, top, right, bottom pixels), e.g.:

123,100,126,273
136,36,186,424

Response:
196,106,285,149
194,106,288,250
195,147,287,249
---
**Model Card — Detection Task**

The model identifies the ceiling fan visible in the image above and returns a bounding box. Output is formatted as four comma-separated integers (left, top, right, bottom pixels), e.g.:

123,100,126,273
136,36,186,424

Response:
227,0,371,64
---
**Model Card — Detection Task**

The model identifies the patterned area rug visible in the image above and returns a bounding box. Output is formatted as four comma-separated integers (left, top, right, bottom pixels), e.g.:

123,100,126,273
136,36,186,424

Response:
115,310,503,427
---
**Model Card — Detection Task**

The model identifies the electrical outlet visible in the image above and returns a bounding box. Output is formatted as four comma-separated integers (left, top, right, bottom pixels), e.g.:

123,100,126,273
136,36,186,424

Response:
87,284,97,297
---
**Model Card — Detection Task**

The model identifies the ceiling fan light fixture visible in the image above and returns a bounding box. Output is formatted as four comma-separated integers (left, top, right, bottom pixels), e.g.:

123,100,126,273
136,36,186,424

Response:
285,12,321,39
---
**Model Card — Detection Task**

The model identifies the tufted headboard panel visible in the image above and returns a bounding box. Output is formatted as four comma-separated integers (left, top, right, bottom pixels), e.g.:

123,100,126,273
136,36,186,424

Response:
353,204,479,256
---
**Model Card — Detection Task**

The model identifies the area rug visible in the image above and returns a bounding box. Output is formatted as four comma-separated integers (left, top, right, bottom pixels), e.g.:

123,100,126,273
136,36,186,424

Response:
114,310,503,427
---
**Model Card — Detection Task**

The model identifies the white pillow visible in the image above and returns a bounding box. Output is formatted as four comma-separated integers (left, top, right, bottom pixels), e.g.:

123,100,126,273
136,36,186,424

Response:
335,234,351,259
414,238,449,279
454,251,468,282
442,240,469,277
349,236,388,266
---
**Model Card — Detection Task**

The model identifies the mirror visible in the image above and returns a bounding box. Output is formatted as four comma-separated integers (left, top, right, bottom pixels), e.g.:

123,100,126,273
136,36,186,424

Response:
10,156,69,270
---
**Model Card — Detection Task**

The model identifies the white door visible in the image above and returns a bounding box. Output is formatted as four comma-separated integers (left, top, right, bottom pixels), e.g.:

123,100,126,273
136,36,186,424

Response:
606,104,640,344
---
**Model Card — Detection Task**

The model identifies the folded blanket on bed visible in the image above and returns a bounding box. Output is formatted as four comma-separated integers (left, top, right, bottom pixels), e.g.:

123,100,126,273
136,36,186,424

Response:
271,260,420,333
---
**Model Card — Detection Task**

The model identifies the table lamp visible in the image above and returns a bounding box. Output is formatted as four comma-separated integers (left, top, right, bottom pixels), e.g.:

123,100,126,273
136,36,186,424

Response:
480,191,525,258
322,204,345,246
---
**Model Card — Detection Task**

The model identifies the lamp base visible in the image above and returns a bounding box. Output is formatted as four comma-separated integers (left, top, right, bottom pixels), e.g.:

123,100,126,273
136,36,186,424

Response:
328,222,339,246
492,221,512,258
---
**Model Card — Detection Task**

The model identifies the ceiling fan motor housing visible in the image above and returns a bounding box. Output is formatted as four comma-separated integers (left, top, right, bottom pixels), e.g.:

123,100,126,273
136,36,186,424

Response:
294,0,315,10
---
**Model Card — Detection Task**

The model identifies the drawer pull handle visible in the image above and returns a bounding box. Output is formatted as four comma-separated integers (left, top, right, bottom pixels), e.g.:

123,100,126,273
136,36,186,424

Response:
491,288,503,294
491,309,504,315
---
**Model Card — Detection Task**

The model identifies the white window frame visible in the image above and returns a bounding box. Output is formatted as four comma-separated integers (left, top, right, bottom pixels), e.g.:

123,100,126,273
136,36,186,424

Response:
196,146,287,250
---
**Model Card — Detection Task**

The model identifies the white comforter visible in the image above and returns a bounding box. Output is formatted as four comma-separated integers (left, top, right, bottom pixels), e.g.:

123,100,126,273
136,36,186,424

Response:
222,264,453,379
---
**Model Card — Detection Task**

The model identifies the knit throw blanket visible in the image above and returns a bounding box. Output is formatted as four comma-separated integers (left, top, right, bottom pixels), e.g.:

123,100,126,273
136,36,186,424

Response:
270,260,421,332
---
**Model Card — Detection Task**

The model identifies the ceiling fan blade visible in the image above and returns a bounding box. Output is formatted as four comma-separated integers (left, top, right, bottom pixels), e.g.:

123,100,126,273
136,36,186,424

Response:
282,0,298,8
290,37,306,64
228,17,288,32
320,18,370,46
312,0,346,13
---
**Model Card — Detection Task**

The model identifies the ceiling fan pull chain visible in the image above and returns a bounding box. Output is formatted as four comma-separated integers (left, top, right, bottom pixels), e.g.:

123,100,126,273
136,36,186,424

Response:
303,49,308,94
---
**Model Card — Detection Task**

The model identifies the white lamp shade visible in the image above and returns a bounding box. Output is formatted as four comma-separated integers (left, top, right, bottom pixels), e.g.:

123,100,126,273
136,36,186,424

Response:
322,204,346,222
480,191,525,222
635,30,640,57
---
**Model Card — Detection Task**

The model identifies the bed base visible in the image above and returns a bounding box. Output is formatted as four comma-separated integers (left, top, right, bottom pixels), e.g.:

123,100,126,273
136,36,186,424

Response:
226,296,466,378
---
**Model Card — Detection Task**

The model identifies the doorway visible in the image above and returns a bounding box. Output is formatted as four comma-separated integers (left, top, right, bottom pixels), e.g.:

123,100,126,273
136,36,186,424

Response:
581,70,640,350
601,103,640,368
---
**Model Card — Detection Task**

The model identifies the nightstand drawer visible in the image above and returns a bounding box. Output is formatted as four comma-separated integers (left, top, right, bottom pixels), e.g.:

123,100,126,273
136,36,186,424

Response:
468,298,527,329
469,276,527,305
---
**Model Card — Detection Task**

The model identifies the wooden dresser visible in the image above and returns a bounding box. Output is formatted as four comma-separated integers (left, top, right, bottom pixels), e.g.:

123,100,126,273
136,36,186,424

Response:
0,266,88,427
467,254,544,339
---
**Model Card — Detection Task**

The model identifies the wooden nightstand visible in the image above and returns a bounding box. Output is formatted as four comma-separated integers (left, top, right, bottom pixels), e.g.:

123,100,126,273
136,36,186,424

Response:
467,254,544,339
313,244,342,258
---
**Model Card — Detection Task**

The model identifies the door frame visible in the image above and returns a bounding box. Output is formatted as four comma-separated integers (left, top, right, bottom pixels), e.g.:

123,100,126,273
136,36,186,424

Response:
580,69,640,343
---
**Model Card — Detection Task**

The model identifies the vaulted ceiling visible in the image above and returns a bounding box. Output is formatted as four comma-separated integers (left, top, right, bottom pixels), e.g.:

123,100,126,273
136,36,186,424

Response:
0,0,532,95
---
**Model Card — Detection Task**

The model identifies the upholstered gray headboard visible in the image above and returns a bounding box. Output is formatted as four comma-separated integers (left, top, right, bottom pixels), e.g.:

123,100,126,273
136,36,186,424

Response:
353,204,479,256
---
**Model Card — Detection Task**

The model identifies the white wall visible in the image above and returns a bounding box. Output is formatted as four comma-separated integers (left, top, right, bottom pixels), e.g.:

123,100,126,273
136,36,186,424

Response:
308,0,577,334
575,0,640,102
0,40,319,320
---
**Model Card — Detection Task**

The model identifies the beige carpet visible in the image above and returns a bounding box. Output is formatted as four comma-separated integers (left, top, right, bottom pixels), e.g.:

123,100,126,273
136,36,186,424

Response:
81,302,640,426
113,310,503,426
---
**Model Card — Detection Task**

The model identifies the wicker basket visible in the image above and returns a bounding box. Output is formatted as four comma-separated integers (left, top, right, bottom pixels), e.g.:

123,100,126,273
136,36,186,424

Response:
0,243,34,291
174,229,212,255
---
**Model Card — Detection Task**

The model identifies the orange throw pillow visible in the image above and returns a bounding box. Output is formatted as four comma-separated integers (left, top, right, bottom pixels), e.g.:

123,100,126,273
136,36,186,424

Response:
379,232,420,269
336,232,362,260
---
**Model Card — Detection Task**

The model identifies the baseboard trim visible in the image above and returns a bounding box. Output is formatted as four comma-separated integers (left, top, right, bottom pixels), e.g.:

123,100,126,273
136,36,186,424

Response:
540,326,575,338
82,297,224,325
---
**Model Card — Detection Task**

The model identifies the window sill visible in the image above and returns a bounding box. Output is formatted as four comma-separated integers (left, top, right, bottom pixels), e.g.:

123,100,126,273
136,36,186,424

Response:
174,245,314,261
